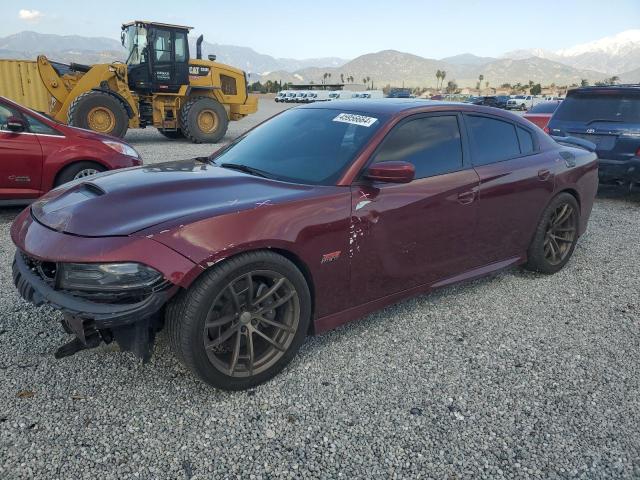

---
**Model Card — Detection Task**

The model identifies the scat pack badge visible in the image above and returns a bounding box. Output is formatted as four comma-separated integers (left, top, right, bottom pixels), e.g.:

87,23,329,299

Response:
321,251,342,264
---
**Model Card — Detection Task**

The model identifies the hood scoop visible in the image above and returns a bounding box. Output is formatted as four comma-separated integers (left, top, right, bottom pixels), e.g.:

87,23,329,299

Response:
32,182,106,232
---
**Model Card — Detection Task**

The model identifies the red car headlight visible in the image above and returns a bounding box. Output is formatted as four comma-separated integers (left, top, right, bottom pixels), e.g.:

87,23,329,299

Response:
101,140,140,159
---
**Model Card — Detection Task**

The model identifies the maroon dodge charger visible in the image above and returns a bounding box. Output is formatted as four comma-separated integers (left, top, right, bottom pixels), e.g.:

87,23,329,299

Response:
11,100,598,390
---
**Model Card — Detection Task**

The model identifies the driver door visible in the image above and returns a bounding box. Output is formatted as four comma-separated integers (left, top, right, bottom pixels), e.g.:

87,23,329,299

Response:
0,103,43,200
151,29,189,93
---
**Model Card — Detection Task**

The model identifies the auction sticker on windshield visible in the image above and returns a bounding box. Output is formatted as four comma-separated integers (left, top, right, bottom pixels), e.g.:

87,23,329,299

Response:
333,113,378,127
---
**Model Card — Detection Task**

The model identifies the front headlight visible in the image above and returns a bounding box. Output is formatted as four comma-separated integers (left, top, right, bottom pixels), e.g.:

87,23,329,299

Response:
59,262,162,292
101,140,140,159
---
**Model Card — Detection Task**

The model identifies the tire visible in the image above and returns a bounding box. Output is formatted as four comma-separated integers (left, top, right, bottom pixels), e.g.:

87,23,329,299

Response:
68,91,129,138
54,161,106,187
158,128,184,139
180,96,229,144
524,192,580,274
166,251,311,390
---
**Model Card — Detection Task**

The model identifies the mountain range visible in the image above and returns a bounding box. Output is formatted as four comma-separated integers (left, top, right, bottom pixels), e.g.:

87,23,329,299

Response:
1,29,638,88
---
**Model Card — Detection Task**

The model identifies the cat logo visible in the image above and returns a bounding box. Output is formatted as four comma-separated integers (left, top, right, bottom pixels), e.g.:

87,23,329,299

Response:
189,66,210,76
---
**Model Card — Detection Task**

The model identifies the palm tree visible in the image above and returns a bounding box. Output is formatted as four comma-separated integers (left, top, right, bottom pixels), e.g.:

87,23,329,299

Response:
478,74,484,92
440,71,446,90
436,70,442,89
322,73,328,84
340,73,344,84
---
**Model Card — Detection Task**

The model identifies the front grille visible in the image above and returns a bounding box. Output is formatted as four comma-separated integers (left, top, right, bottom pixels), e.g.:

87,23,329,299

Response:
21,252,57,287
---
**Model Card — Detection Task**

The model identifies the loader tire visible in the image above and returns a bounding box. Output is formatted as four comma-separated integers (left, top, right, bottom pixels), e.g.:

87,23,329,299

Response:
68,91,129,138
158,128,184,139
180,96,228,144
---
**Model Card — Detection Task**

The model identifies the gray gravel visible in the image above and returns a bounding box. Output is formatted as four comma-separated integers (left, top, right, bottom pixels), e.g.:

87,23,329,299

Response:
1,97,640,478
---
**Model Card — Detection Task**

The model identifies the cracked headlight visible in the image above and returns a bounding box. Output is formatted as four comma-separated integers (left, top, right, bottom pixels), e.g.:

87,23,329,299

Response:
58,263,162,292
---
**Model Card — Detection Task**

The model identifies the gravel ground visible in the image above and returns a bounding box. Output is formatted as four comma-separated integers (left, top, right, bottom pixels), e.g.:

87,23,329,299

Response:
1,98,640,478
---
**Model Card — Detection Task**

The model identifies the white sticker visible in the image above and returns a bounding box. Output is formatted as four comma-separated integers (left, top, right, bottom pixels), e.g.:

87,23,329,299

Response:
333,113,378,127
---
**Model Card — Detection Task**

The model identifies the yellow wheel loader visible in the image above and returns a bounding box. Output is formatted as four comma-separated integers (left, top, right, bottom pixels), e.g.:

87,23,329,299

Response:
0,21,258,143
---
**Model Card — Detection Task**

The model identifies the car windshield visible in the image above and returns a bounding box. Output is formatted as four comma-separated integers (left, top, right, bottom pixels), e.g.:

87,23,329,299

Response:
210,108,387,185
514,96,525,99
528,102,560,114
553,92,640,123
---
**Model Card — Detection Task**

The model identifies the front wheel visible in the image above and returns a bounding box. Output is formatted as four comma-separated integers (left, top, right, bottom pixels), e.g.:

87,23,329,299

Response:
525,193,580,274
180,96,229,143
166,251,311,390
55,161,106,187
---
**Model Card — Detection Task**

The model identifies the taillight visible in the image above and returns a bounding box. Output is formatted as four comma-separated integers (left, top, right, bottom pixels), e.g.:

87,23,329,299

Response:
636,147,640,157
543,126,550,134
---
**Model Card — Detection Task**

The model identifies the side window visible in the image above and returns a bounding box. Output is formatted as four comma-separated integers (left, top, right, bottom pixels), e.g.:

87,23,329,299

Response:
25,114,62,136
517,126,534,154
373,115,463,179
465,115,520,166
154,30,172,62
175,32,187,63
0,104,18,131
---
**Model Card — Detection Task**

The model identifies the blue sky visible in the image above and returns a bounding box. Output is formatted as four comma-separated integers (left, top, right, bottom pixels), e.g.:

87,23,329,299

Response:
2,0,639,59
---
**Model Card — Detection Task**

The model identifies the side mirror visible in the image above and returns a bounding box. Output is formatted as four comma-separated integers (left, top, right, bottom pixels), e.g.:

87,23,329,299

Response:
6,116,26,133
364,161,415,184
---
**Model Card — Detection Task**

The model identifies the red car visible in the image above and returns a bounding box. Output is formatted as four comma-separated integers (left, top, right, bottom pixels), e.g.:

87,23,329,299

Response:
523,100,562,131
11,100,598,390
0,96,141,205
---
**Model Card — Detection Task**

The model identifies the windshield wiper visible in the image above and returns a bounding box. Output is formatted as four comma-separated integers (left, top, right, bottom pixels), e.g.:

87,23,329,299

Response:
219,163,272,179
586,118,624,125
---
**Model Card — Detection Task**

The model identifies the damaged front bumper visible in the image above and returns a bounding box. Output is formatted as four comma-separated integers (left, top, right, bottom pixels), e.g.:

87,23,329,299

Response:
12,250,179,361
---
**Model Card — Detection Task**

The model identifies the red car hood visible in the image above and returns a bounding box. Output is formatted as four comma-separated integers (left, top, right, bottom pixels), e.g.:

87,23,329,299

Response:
31,159,319,237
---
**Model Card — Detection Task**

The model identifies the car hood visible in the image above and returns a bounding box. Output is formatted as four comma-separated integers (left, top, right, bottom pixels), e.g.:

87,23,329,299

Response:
31,159,321,237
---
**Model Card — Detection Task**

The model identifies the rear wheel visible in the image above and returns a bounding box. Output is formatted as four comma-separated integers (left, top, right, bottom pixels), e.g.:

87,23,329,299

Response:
158,128,184,139
180,96,229,144
525,193,580,274
55,161,105,187
166,251,311,390
68,91,129,138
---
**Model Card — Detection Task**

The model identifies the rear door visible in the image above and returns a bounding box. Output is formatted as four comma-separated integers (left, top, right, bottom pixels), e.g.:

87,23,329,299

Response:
548,90,640,161
349,113,480,304
0,103,43,200
464,114,557,265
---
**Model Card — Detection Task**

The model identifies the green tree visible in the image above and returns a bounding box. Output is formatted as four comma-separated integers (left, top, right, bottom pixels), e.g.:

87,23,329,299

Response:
440,71,446,89
530,83,542,95
478,74,484,91
436,70,442,89
445,80,458,94
340,73,344,84
580,78,589,87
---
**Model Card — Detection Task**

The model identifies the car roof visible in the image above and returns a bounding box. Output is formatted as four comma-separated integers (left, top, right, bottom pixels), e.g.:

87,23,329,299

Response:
568,85,640,95
300,98,526,121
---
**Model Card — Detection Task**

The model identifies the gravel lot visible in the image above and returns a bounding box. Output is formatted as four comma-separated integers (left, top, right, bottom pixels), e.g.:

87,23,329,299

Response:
1,98,640,479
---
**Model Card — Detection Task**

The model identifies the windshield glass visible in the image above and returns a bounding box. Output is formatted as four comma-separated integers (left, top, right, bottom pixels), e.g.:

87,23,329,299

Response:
211,108,387,185
528,102,560,114
553,92,640,123
123,25,148,65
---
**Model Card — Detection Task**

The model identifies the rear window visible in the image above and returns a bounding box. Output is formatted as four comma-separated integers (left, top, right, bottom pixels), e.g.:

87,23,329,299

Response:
466,115,521,166
528,102,560,114
554,92,640,123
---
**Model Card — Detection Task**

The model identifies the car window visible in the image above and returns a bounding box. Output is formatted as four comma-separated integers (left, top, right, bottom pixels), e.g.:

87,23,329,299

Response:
24,113,62,135
372,115,463,179
553,92,640,123
528,102,559,114
517,127,534,154
211,108,387,185
0,104,18,131
466,115,521,165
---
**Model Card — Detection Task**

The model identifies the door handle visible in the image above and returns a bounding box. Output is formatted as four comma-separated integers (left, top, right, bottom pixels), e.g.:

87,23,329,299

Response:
457,191,475,205
538,169,551,181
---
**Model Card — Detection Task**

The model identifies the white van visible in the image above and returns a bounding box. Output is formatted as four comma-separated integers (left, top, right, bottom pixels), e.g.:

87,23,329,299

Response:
328,90,355,100
274,90,289,102
356,90,384,99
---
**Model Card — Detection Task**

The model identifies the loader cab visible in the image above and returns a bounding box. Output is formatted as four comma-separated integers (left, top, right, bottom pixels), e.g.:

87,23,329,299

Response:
122,21,191,93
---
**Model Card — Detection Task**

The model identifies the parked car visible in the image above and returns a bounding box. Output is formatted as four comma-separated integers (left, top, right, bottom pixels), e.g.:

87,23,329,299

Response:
506,95,534,110
356,90,384,99
523,101,562,130
283,92,298,103
547,85,640,185
0,96,141,206
12,100,598,390
327,90,355,100
466,96,509,108
387,88,412,98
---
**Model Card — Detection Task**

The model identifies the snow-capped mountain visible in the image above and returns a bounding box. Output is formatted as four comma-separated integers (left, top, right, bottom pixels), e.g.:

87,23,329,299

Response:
503,30,640,74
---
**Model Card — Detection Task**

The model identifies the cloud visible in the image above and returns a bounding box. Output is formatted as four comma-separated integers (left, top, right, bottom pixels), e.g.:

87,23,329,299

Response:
18,9,43,22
